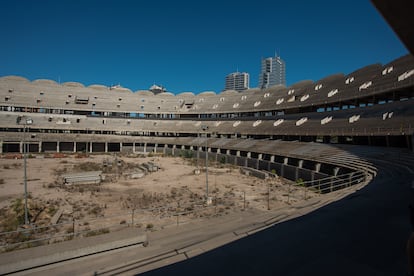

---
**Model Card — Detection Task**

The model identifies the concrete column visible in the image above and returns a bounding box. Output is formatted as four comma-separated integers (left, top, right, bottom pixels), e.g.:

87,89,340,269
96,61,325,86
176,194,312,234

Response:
190,146,194,150
172,145,176,155
298,160,303,168
283,157,288,165
154,143,158,153
315,163,321,173
144,143,147,153
236,151,240,157
270,155,275,163
20,141,23,153
217,148,221,154
73,142,76,153
258,153,263,160
247,152,251,158
412,135,414,152
333,167,340,176
119,142,123,153
89,142,93,153
0,141,2,154
226,149,230,155
38,141,42,153
133,142,136,153
57,141,60,153
105,142,108,153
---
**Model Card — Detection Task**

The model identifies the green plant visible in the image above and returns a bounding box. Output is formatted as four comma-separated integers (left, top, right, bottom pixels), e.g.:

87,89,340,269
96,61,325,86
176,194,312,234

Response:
296,178,304,186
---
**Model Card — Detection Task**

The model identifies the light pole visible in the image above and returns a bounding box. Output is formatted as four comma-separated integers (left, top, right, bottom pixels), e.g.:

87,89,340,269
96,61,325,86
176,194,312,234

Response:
17,116,33,226
201,125,209,204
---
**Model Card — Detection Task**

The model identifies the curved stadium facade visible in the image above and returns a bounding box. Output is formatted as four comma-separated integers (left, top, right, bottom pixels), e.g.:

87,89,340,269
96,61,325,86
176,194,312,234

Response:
0,54,413,190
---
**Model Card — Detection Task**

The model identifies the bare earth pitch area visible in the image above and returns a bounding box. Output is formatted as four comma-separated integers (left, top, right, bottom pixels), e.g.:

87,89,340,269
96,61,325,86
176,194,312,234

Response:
0,153,319,249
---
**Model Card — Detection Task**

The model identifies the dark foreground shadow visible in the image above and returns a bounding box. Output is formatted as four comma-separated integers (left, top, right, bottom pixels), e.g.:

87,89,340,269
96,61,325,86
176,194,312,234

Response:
141,170,412,276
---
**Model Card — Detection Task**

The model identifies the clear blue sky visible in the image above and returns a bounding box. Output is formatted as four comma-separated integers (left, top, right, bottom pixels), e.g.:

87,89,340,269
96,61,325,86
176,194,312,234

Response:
0,0,408,94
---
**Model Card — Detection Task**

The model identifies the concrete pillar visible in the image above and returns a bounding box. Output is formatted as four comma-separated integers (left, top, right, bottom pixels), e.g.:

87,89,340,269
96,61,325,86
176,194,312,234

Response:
20,141,23,153
412,135,414,152
73,142,76,153
105,142,108,153
298,160,303,168
144,143,147,153
57,141,60,153
236,151,240,157
154,143,157,153
90,142,93,153
258,153,263,160
217,148,221,154
172,145,176,155
333,167,340,176
190,146,194,150
283,157,288,165
133,142,136,153
0,141,2,154
38,141,42,153
247,152,251,158
270,155,275,162
315,163,321,173
226,149,230,155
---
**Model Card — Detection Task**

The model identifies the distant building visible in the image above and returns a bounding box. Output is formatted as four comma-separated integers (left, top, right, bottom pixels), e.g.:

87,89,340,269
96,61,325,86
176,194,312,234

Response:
225,72,249,92
259,55,286,88
149,84,166,94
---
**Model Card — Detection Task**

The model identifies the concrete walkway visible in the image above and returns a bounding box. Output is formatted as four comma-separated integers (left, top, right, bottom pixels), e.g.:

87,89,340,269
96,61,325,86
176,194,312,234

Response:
0,227,147,275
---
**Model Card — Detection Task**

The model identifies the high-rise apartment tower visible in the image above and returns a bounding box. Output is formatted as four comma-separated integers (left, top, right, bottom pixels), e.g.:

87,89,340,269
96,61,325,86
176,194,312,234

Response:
225,72,250,92
259,55,286,88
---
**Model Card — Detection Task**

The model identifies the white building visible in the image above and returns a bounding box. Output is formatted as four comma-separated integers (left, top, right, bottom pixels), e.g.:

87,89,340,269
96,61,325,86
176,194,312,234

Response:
225,72,249,92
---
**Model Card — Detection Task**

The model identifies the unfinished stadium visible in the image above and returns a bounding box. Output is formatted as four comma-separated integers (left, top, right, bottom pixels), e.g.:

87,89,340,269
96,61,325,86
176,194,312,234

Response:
0,53,413,184
0,52,414,274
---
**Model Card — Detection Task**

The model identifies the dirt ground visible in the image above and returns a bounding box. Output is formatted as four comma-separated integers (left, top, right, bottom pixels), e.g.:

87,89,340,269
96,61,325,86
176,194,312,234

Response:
0,153,320,246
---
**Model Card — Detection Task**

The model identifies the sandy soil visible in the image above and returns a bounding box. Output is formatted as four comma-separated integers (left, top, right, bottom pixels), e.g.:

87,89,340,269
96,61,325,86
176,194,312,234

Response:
0,153,319,244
